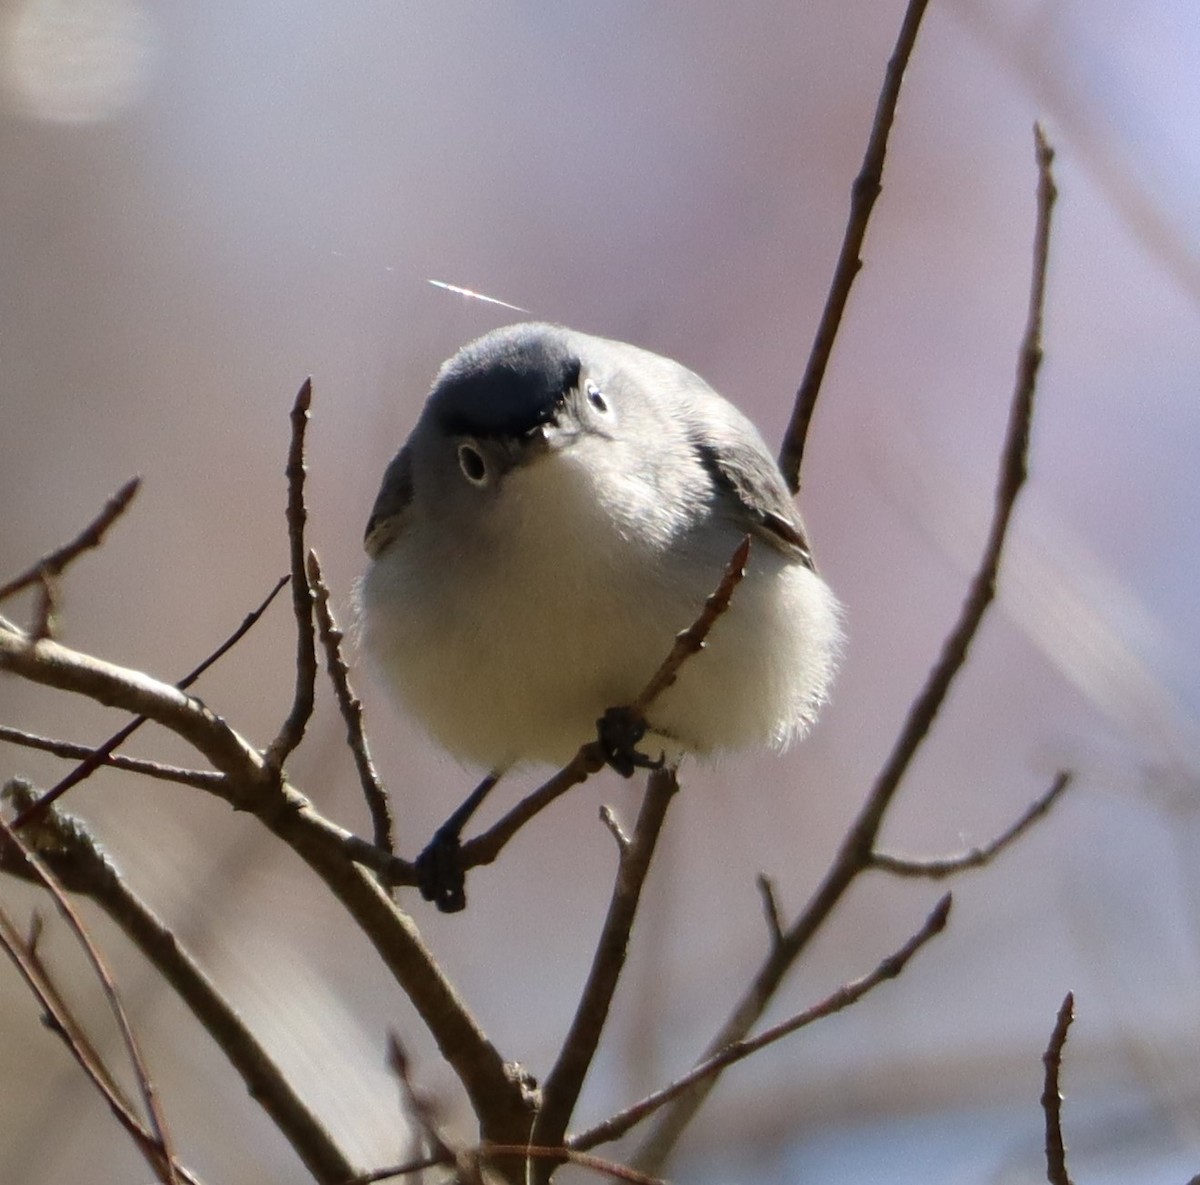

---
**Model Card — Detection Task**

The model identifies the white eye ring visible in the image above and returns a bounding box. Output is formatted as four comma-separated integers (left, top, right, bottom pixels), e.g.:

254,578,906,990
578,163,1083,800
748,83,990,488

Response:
457,442,489,485
585,379,610,415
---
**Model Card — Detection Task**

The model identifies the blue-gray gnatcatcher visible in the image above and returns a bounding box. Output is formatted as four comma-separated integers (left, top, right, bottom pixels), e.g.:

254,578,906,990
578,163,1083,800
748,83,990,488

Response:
358,323,842,786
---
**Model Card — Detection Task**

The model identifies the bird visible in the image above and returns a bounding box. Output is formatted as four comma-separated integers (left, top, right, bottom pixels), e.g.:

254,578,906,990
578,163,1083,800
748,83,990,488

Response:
357,322,842,908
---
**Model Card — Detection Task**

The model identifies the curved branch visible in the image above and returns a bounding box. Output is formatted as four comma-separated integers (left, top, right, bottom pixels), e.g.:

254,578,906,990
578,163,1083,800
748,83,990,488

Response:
870,771,1070,878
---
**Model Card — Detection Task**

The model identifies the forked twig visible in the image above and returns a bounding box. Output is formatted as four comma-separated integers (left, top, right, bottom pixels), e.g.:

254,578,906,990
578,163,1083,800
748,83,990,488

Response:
0,781,358,1185
0,905,202,1185
572,895,950,1152
634,126,1061,1173
11,574,290,829
1042,992,1075,1185
0,816,182,1185
308,550,394,852
266,378,317,771
778,0,932,492
0,477,141,603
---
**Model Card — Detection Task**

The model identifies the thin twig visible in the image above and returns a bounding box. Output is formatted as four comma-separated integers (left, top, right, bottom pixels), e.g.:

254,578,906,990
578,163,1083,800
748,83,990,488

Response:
634,126,1060,1174
755,873,785,950
266,378,317,772
778,0,932,492
1042,992,1075,1185
870,771,1071,878
574,895,950,1152
631,536,751,715
0,725,225,790
308,550,394,852
457,754,604,872
532,768,680,1170
0,477,141,603
11,574,290,829
0,905,203,1185
0,782,359,1185
456,536,751,876
0,815,182,1185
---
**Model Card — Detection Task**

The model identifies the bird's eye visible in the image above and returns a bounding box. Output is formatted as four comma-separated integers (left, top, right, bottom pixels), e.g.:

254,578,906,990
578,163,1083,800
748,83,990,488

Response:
457,442,489,485
585,379,609,415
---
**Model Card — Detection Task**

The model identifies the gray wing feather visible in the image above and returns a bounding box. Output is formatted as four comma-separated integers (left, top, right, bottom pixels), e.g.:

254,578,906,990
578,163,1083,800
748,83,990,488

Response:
672,378,815,569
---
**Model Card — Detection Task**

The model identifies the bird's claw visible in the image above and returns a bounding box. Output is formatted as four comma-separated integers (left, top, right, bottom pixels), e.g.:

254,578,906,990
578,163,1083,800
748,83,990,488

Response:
596,707,665,778
416,826,468,913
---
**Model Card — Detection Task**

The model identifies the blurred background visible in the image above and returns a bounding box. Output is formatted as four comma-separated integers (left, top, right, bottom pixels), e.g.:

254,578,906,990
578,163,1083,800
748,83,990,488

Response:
1,1,1198,1182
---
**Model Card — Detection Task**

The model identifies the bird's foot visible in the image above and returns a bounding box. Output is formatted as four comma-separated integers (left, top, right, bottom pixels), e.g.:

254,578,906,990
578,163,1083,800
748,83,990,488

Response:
417,825,468,913
596,706,665,778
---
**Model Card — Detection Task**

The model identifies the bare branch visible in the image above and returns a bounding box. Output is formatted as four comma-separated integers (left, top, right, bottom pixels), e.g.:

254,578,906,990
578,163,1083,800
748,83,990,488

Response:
0,815,182,1184
634,126,1060,1174
0,477,141,603
10,573,290,829
533,768,680,1165
0,782,359,1185
265,378,317,772
870,771,1071,878
308,550,394,852
0,904,203,1185
0,628,532,1136
778,0,932,491
0,724,228,791
1042,992,1075,1185
573,895,950,1153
